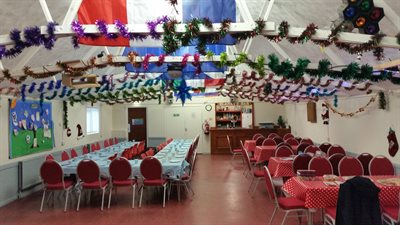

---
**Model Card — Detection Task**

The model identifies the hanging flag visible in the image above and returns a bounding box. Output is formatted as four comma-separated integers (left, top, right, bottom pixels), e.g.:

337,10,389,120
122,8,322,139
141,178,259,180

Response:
77,0,235,46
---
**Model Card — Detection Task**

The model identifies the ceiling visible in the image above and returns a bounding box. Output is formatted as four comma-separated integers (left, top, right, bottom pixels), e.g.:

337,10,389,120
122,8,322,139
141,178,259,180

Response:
0,0,399,99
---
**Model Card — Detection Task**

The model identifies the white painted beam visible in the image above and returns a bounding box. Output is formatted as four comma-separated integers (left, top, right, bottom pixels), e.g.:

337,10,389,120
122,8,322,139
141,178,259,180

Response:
0,60,4,71
61,0,83,28
263,0,275,21
39,0,54,22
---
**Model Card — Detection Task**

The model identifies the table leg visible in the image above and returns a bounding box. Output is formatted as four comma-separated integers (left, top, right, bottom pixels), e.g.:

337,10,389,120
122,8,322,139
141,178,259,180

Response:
308,209,316,225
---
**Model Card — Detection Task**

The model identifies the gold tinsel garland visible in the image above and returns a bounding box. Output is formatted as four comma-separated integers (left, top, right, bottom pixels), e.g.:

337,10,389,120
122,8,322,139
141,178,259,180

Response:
324,94,378,117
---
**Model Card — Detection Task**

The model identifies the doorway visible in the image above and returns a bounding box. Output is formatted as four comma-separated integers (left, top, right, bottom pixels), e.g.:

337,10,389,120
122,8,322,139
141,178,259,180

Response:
128,108,147,144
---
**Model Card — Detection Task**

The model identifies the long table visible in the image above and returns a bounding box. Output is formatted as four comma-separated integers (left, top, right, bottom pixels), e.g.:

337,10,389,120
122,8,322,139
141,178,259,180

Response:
60,139,192,179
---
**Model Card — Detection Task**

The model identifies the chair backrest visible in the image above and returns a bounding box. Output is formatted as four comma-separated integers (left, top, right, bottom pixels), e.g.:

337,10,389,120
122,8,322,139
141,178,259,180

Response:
308,157,333,176
304,145,321,155
255,137,266,146
131,144,139,156
262,138,276,146
327,145,346,157
357,153,373,175
77,160,101,184
240,140,252,172
285,138,299,146
319,143,332,154
263,166,277,202
252,133,263,140
121,149,131,159
369,155,395,176
267,133,279,139
295,137,302,143
82,145,89,154
328,153,345,176
297,142,311,153
301,138,314,145
91,143,96,152
95,142,101,151
227,135,234,154
61,151,70,161
338,156,364,176
104,140,109,148
283,133,294,141
109,138,114,146
292,153,312,173
140,153,147,159
70,149,78,158
146,148,155,156
114,137,119,144
138,141,145,153
275,146,294,157
272,136,284,145
276,142,292,149
140,157,163,180
40,160,63,185
109,157,132,181
45,154,54,161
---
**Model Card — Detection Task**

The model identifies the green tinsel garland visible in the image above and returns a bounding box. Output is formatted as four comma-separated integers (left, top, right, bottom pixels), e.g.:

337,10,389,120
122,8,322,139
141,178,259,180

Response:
379,91,386,110
63,101,68,129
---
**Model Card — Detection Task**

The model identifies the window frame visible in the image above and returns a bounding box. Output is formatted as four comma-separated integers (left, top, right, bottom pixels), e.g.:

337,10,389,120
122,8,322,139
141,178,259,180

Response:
86,106,100,135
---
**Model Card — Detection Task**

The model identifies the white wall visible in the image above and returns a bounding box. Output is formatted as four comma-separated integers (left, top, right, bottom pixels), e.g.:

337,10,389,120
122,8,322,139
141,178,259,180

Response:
285,93,400,165
112,96,286,154
0,98,113,165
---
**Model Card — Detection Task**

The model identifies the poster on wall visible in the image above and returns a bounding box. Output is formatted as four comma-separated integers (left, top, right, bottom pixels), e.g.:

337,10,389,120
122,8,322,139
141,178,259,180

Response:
9,99,54,158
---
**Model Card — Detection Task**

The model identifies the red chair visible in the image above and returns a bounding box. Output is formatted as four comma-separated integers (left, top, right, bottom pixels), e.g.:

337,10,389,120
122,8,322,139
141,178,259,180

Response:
252,133,263,140
227,135,243,162
121,149,131,159
319,143,332,154
82,145,89,155
255,137,266,146
39,160,74,212
369,155,395,176
382,194,400,225
300,138,313,145
108,157,137,209
338,156,364,176
263,166,309,225
285,138,299,146
140,153,147,159
275,146,294,157
70,149,78,158
292,154,312,174
61,151,70,161
328,153,345,176
45,154,54,161
297,142,311,153
241,141,266,197
276,142,292,149
108,153,117,161
324,207,337,225
267,133,279,139
91,143,96,152
304,145,321,155
327,145,346,157
104,140,110,148
169,151,197,201
295,137,302,143
95,142,101,151
308,157,333,176
357,153,373,175
273,136,284,145
138,141,145,153
109,138,114,146
76,160,108,211
283,133,294,141
139,157,168,208
131,144,139,156
262,138,276,146
114,137,118,144
146,148,155,157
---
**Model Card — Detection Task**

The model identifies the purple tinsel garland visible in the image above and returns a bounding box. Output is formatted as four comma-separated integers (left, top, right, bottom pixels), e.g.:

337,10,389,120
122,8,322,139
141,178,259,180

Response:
95,20,118,39
71,20,86,38
146,16,169,40
114,19,130,38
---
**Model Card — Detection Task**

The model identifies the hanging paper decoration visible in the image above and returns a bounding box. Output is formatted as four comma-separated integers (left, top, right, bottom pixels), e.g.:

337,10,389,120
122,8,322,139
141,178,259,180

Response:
342,0,384,34
321,102,329,125
66,127,72,137
324,94,377,117
77,124,84,140
175,79,192,106
63,101,68,129
387,128,398,157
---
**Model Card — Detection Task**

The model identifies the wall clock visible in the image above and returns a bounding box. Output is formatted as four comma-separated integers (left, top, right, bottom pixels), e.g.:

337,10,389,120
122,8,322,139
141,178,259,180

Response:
205,104,212,111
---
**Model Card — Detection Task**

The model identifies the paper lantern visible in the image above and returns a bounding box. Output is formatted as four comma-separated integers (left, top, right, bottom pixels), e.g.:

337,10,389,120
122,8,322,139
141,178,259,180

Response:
342,0,384,34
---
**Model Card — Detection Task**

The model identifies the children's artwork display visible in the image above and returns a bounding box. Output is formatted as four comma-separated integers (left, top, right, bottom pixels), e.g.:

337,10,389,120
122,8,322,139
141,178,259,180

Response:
9,99,54,158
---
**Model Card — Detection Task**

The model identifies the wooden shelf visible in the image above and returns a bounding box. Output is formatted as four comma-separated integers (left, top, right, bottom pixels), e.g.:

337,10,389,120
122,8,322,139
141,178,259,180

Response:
216,119,242,122
216,110,242,113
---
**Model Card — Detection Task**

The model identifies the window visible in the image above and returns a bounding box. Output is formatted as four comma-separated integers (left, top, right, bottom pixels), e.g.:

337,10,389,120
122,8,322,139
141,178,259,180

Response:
86,107,100,135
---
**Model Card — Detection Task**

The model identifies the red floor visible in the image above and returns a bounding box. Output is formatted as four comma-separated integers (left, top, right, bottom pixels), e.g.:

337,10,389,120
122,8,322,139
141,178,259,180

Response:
0,155,323,225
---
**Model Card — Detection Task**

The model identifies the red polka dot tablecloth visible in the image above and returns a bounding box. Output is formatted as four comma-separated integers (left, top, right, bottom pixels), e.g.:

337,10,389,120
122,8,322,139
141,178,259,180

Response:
282,176,400,209
254,146,275,163
267,157,295,177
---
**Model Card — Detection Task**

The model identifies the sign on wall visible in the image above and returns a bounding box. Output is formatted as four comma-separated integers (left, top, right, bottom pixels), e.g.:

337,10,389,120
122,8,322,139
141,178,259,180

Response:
9,99,54,158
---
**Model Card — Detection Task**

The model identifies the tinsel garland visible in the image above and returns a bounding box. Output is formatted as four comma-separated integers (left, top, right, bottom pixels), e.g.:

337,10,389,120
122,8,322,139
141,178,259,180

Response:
63,101,68,129
147,16,169,40
95,20,118,39
142,54,155,70
325,94,377,117
162,19,179,54
379,91,386,110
